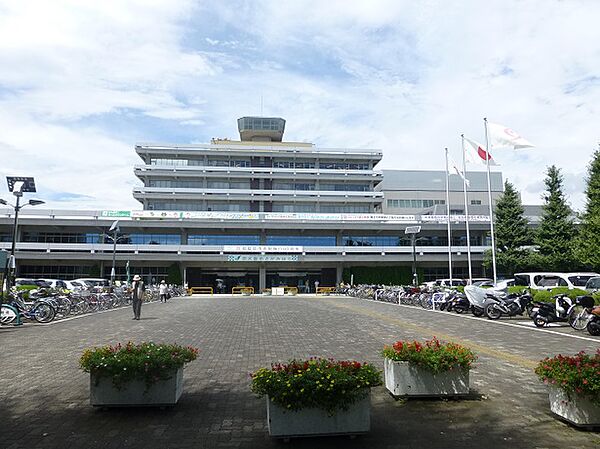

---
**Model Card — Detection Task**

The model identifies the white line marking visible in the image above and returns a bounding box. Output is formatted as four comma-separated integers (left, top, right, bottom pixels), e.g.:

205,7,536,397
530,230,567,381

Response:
349,297,600,343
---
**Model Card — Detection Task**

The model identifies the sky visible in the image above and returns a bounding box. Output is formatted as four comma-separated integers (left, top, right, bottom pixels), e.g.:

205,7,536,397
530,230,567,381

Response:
0,0,599,212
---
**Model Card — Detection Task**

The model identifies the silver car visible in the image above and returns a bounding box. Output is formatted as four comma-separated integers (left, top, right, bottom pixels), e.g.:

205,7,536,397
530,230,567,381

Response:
584,276,600,292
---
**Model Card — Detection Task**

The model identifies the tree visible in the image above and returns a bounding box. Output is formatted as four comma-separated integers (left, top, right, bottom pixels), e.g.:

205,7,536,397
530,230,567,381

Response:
535,165,577,271
574,148,600,271
167,262,182,285
485,180,534,275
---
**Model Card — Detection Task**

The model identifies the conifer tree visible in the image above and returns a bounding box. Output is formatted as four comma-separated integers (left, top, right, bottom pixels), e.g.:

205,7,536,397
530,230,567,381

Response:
485,180,533,275
574,148,600,270
535,165,576,271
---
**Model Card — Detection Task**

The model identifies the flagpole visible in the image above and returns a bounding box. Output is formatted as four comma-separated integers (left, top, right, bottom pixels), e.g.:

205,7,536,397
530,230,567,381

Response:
444,148,453,286
483,118,497,284
460,135,473,284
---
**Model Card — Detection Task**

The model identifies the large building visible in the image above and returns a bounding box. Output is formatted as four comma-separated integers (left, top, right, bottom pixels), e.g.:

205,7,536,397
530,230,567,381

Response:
0,117,511,291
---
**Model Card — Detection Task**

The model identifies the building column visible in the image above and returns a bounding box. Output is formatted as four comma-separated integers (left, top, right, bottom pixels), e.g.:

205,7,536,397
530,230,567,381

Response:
260,229,267,245
336,264,343,285
180,262,187,287
259,266,266,291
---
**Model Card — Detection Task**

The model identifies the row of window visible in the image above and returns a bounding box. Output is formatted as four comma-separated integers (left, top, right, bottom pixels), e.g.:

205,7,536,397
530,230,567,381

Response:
15,232,489,247
387,199,445,208
387,199,483,208
148,181,371,192
146,202,372,213
149,158,370,170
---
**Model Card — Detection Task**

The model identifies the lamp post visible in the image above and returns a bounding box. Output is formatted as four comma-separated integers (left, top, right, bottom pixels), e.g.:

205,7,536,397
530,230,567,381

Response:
405,226,422,287
1,176,44,298
108,220,119,287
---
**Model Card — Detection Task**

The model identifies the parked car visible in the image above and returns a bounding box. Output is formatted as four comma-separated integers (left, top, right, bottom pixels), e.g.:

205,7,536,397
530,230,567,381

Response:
73,278,110,288
514,272,600,290
39,278,69,289
585,276,600,292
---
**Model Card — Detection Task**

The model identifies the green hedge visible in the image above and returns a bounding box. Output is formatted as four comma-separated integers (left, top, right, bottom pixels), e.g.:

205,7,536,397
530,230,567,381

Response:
506,286,599,304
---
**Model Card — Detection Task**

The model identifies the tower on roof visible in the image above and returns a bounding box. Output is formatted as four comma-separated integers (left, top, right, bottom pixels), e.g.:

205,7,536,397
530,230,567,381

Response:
237,116,285,142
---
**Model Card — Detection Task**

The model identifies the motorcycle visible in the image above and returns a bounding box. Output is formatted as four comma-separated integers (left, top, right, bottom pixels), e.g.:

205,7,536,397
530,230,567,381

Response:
567,295,597,331
484,291,533,320
530,294,583,328
446,292,470,313
586,305,600,336
464,285,505,317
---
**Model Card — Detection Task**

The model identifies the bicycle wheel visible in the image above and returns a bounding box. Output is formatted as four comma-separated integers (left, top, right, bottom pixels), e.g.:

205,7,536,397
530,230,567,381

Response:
33,303,56,323
568,306,590,331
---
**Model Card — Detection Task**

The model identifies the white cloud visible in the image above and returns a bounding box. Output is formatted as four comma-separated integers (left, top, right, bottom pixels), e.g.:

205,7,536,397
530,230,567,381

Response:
0,0,599,212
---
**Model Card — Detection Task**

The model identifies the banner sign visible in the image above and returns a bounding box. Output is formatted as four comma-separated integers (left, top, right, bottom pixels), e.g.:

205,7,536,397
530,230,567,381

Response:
101,210,131,217
223,245,303,253
421,215,490,223
103,210,417,222
227,254,299,262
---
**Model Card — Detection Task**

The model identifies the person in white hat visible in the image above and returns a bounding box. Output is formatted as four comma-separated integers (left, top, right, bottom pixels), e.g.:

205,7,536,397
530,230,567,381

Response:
131,274,145,320
159,279,168,302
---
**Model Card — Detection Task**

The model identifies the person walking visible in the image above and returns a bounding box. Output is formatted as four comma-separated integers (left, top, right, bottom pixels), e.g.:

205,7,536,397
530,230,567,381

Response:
131,274,145,320
159,279,168,302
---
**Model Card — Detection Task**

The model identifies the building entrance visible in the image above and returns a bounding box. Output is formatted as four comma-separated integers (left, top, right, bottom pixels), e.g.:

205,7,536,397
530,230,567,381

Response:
186,268,259,294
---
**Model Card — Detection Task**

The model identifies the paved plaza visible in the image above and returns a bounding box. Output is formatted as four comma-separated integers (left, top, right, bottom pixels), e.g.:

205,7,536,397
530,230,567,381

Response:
1,294,599,449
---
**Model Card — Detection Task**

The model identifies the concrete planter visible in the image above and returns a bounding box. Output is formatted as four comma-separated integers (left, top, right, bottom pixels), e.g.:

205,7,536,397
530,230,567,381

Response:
384,359,469,397
90,367,184,407
547,385,600,427
266,393,371,439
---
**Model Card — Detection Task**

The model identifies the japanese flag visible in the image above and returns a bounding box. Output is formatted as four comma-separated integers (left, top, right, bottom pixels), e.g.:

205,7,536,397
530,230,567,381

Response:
488,122,534,149
463,137,498,166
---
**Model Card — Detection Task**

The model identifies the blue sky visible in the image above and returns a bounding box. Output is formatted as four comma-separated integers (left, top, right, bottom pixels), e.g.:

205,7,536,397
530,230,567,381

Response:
0,0,599,210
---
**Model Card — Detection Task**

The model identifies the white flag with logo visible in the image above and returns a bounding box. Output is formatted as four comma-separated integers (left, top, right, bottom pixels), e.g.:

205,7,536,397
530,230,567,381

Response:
448,156,470,187
463,137,498,166
488,122,534,149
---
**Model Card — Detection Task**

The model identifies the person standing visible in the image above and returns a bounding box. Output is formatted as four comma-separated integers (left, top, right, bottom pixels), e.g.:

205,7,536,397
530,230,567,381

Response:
314,280,319,293
159,280,168,302
131,274,145,320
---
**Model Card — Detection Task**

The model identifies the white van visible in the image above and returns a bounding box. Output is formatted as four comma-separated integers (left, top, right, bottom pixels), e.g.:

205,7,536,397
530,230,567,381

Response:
514,272,600,290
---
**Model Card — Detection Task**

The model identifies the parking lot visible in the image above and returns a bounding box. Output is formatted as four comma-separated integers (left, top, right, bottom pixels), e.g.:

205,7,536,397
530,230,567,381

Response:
1,294,598,449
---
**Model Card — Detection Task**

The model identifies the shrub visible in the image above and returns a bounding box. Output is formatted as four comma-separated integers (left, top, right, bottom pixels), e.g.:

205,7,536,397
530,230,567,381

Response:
251,358,382,415
382,337,477,373
79,342,199,389
535,350,600,405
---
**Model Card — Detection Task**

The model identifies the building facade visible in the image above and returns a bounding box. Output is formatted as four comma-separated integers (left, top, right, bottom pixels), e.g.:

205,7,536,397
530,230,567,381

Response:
0,117,510,291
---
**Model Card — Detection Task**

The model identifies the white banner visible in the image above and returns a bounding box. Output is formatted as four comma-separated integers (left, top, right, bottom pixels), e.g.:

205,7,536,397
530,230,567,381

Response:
421,215,490,223
223,245,303,253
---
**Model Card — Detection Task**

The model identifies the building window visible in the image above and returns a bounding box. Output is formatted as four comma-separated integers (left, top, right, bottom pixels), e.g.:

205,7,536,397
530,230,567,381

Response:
150,158,188,166
126,234,181,245
320,205,370,213
188,235,260,245
471,200,482,205
266,235,336,246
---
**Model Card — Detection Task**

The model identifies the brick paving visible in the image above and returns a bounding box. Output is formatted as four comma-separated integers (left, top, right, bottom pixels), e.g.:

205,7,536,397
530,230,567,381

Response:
0,294,599,449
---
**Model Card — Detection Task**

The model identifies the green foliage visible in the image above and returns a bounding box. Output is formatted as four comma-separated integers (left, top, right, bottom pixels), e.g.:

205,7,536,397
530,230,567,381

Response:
535,351,600,405
486,181,534,276
574,149,600,271
381,337,477,374
509,287,591,303
535,166,577,271
531,289,553,303
166,263,182,285
79,342,199,389
250,358,382,415
342,266,422,285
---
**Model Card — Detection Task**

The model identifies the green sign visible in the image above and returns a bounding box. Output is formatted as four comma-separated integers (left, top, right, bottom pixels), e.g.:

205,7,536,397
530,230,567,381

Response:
0,250,6,273
227,254,299,262
101,210,131,217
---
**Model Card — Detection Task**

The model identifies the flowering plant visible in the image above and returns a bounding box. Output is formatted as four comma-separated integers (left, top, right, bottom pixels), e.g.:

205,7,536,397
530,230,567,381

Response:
535,350,600,405
79,342,199,389
381,337,477,373
250,358,382,415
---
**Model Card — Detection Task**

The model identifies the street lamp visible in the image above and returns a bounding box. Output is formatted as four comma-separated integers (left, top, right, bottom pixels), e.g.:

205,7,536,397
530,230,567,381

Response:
405,226,422,287
1,177,44,297
108,220,119,287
